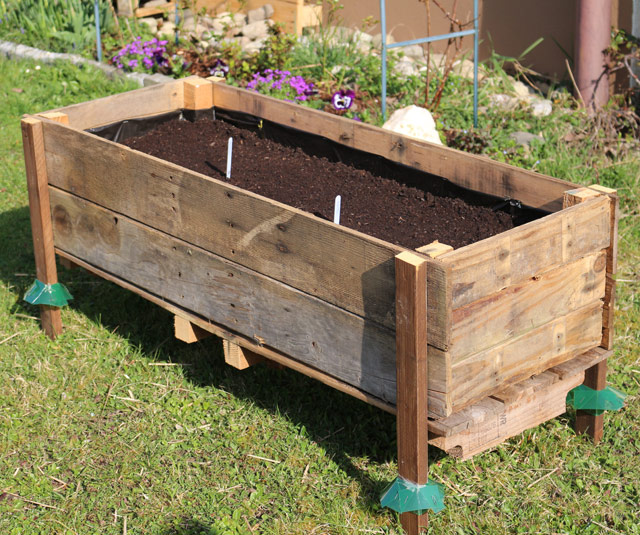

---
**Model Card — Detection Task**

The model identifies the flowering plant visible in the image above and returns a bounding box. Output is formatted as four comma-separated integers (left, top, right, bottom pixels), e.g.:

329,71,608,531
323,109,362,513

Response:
209,59,229,78
246,69,315,103
111,37,168,72
331,89,355,110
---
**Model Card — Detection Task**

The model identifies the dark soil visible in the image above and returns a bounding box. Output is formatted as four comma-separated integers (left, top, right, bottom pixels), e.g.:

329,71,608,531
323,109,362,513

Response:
122,117,516,249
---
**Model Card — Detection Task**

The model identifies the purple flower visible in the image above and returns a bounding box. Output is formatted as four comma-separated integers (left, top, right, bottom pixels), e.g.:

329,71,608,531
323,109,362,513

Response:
331,89,355,110
128,59,138,68
209,59,229,78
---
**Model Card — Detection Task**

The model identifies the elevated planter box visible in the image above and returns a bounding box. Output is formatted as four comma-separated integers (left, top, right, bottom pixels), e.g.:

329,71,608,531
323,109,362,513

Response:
22,77,618,533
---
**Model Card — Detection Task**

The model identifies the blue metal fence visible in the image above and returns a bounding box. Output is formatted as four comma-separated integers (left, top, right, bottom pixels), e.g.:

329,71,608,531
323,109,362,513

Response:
379,0,479,127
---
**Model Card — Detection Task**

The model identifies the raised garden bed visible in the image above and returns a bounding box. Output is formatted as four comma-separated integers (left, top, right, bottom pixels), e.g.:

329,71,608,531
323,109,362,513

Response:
22,77,618,533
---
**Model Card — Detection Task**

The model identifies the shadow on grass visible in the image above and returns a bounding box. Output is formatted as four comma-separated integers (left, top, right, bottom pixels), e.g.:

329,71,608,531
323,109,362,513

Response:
0,205,447,517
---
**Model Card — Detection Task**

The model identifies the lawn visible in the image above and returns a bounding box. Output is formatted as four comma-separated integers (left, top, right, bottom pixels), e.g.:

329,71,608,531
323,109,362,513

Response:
0,56,639,534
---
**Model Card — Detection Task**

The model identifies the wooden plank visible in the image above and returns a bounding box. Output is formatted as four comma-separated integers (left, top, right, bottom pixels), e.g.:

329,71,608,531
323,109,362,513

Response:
135,2,176,17
43,80,184,130
41,119,451,349
589,185,619,350
49,188,451,413
449,300,603,412
490,371,558,406
54,248,398,416
416,240,453,258
174,314,212,343
440,195,610,309
38,112,68,124
211,83,576,211
428,397,503,438
549,347,611,379
395,251,429,533
430,371,585,459
223,340,264,369
450,251,607,361
21,117,62,339
183,77,214,110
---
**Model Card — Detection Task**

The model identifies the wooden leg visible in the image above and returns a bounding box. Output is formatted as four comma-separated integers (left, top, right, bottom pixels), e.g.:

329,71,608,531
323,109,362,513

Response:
395,252,429,534
22,117,62,339
575,360,607,443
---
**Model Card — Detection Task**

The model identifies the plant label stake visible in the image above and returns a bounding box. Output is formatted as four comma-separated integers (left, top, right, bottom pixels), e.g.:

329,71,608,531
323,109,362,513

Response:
226,137,233,179
334,195,341,225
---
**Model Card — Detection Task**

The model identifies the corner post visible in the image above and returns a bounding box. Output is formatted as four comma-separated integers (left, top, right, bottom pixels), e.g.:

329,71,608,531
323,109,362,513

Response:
21,117,62,339
395,251,429,534
564,186,618,443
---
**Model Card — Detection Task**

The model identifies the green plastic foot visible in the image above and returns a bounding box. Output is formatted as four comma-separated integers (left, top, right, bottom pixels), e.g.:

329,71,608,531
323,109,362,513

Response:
380,476,445,515
24,280,73,307
567,384,626,416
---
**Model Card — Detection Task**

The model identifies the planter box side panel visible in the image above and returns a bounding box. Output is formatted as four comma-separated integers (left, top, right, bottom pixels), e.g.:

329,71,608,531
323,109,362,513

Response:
442,196,611,412
44,81,184,131
40,121,454,415
211,83,574,211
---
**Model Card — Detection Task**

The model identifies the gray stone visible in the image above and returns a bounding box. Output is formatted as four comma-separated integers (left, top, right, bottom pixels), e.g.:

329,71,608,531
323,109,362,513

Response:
403,44,424,59
489,93,519,111
263,4,275,18
530,98,553,117
394,59,418,77
247,6,268,23
243,38,266,54
512,80,532,99
138,17,159,32
509,131,543,147
372,32,395,48
242,20,270,40
157,21,176,38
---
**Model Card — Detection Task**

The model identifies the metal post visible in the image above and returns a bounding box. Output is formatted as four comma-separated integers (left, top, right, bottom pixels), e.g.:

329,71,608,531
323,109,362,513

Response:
378,0,480,127
94,0,102,62
380,0,388,120
473,0,479,128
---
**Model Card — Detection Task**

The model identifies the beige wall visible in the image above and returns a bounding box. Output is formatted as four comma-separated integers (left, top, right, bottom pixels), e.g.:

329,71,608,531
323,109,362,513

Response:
332,0,633,80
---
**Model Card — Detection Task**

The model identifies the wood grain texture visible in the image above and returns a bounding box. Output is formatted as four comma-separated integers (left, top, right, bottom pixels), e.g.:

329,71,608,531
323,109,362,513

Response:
449,301,604,412
50,188,451,412
183,77,214,110
395,251,429,534
450,251,607,361
439,195,611,309
43,80,184,130
430,371,585,459
223,340,264,369
211,82,576,211
41,119,451,348
174,315,212,343
21,117,62,339
54,248,398,416
575,360,608,443
416,241,453,258
549,347,611,379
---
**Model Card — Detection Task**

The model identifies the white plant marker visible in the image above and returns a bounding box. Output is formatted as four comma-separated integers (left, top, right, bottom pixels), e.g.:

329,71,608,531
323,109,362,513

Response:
333,195,341,225
226,137,233,179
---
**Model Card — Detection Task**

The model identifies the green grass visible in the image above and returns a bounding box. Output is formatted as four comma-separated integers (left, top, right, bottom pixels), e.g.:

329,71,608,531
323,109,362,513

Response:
0,55,639,534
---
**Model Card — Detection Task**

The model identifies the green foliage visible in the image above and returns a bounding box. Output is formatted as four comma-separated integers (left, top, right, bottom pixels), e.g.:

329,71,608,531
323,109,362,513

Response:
0,0,116,57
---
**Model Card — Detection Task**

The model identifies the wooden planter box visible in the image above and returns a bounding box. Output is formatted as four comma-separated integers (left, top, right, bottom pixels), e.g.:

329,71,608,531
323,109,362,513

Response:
23,77,617,532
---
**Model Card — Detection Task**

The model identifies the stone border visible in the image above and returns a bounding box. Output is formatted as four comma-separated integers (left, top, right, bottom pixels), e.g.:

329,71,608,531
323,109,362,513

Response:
0,39,174,86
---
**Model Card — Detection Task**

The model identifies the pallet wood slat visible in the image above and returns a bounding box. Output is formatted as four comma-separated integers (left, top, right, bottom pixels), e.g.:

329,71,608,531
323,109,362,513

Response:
210,83,575,211
450,250,607,361
449,300,603,412
21,117,62,339
429,370,585,459
45,81,184,130
41,118,453,351
49,187,453,413
439,195,611,309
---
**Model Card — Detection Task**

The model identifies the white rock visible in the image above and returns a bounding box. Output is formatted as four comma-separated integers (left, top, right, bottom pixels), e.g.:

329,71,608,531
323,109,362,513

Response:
242,20,270,40
263,4,275,18
394,59,418,77
138,17,158,32
512,80,531,99
233,13,247,26
488,93,519,111
247,6,268,23
530,98,552,117
157,21,176,38
244,38,265,54
403,44,424,59
382,105,443,146
372,32,395,48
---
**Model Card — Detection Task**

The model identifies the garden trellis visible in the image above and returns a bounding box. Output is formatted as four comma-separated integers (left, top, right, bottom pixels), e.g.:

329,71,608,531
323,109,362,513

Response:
379,0,479,126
